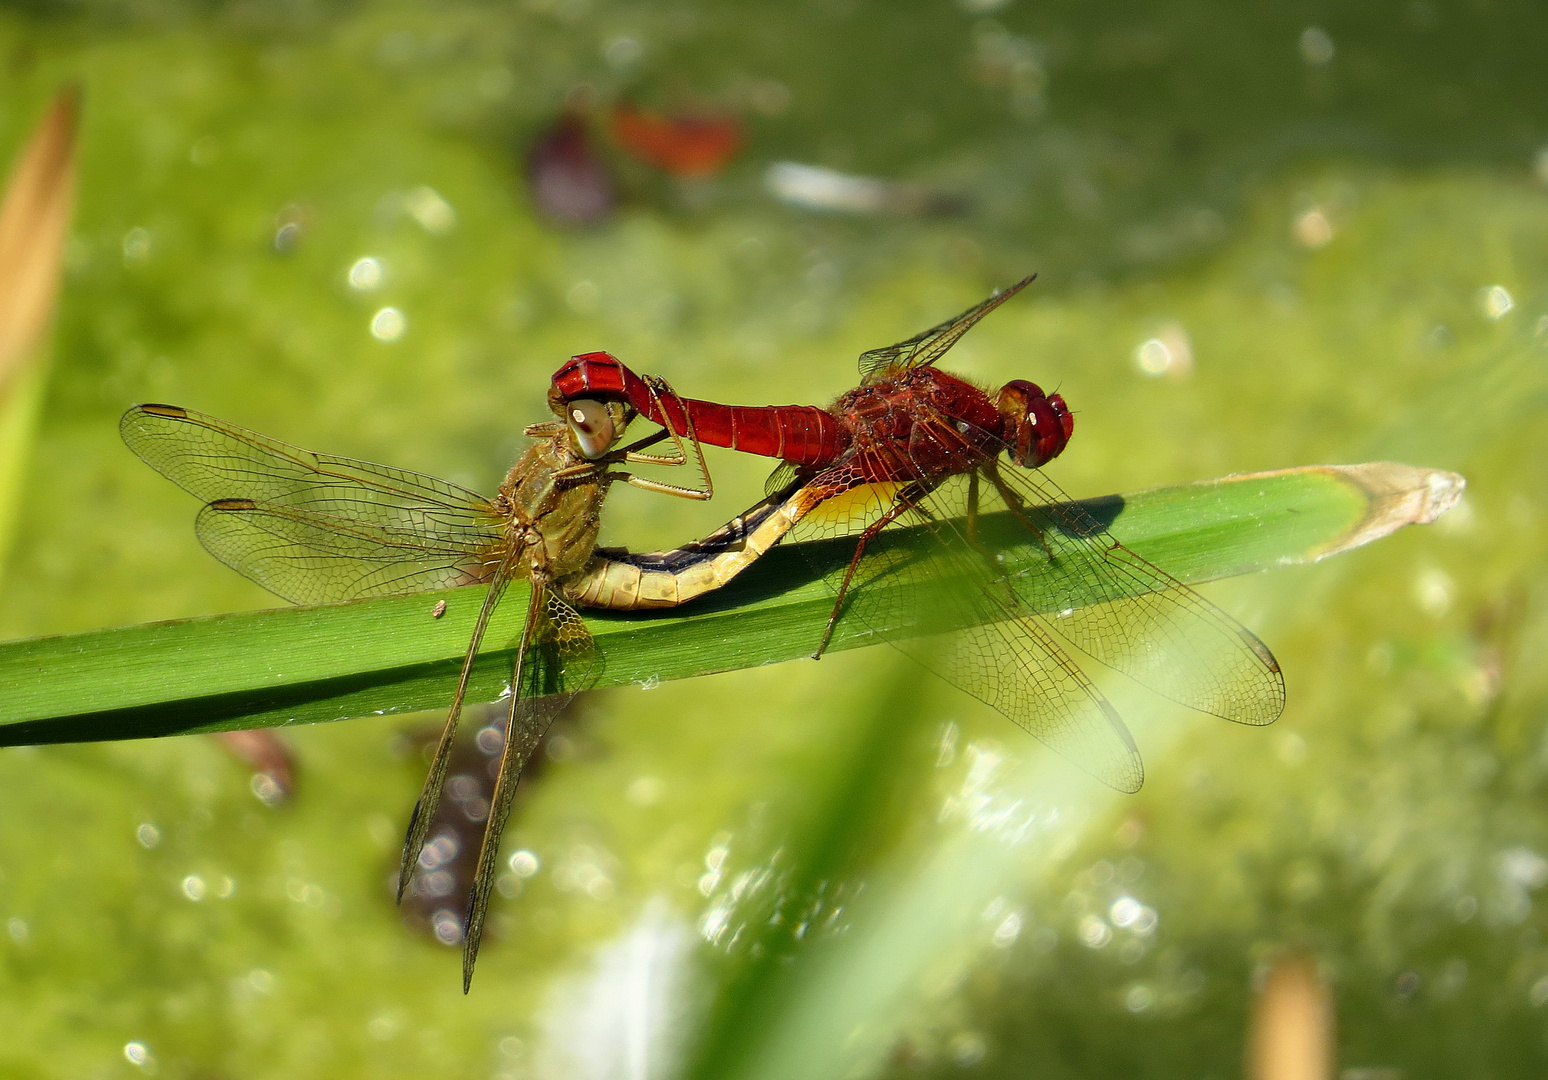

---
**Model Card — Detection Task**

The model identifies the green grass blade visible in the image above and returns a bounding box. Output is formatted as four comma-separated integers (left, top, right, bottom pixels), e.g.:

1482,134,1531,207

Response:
0,462,1461,746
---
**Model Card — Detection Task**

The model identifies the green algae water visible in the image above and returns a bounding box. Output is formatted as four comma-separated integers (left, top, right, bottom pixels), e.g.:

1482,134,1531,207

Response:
0,2,1546,1077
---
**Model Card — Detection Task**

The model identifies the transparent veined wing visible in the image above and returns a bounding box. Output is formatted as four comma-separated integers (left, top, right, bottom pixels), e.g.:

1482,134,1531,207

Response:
786,463,1145,792
856,275,1036,385
966,459,1285,727
785,425,1282,790
121,404,506,604
460,585,599,990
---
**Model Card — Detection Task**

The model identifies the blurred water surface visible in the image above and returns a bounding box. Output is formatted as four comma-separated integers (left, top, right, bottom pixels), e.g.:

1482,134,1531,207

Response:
0,1,1546,1077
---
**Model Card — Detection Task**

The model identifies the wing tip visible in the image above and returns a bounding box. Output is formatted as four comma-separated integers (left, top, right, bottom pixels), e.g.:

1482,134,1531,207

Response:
120,403,186,445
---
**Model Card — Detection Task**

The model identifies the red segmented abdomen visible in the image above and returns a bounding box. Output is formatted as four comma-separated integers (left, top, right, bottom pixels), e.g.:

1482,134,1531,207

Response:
552,352,849,465
692,401,845,464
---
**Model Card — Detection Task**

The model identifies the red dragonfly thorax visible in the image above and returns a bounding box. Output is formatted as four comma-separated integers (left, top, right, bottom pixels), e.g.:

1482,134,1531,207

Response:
832,368,1073,483
833,368,1000,482
550,351,1073,477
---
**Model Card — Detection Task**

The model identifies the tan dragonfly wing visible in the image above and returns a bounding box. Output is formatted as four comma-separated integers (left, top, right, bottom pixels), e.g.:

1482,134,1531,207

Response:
460,584,598,991
121,404,505,604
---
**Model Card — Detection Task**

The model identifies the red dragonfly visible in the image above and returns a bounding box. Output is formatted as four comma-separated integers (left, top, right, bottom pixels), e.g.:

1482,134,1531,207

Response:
553,277,1285,791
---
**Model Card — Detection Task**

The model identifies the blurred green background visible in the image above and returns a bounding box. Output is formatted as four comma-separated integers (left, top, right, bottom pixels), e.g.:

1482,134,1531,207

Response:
1,0,1546,1076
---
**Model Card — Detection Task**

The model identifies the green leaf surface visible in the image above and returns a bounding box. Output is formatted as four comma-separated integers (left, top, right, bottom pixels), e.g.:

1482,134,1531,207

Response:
0,462,1460,746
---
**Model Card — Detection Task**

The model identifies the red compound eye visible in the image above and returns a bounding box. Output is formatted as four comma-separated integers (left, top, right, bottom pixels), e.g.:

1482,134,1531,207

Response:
996,380,1074,468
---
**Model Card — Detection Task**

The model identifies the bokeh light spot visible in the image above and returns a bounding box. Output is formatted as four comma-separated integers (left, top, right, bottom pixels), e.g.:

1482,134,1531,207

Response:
404,186,456,234
1480,285,1514,319
347,257,383,292
1134,323,1193,378
122,227,151,265
1299,27,1335,65
1293,207,1335,248
431,909,464,945
626,775,663,807
371,307,406,342
1414,566,1454,617
249,772,282,805
949,1031,988,1066
566,280,600,314
1078,914,1112,948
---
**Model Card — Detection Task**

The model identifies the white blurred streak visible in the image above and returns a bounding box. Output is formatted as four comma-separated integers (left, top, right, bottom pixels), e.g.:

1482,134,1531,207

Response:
766,162,891,214
765,162,962,217
537,899,698,1080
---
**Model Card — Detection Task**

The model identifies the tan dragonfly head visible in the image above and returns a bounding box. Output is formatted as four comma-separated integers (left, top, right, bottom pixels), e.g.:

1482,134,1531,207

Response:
528,389,636,460
561,396,634,459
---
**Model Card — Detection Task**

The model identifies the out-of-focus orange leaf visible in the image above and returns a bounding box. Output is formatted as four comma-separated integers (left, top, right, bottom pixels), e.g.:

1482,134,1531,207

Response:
0,88,79,397
0,88,79,583
609,102,744,179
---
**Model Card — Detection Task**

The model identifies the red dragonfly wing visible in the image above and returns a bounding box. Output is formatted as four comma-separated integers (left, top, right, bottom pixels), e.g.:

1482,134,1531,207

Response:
966,461,1284,727
121,405,506,605
788,464,1144,791
856,275,1036,385
788,446,1282,791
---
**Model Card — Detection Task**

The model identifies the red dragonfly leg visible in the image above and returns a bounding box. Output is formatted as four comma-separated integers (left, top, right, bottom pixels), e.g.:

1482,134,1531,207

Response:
815,482,929,659
982,461,1061,561
965,470,979,548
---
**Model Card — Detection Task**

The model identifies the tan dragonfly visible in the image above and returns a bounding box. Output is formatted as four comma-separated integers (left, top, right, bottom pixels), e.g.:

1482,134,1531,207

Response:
120,386,798,991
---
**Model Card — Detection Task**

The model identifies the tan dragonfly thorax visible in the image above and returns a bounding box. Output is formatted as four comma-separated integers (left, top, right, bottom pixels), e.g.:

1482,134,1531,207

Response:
496,434,610,587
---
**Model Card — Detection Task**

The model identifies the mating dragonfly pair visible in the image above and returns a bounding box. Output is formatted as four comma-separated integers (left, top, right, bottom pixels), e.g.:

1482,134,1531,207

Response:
122,277,1284,991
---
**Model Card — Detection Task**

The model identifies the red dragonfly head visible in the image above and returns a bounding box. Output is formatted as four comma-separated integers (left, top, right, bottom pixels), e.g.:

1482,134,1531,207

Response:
995,380,1074,469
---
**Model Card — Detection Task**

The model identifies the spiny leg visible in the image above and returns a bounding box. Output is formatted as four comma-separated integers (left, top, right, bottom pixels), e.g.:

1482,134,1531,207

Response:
957,468,1025,609
608,470,713,500
815,482,929,659
624,376,714,498
983,461,1060,563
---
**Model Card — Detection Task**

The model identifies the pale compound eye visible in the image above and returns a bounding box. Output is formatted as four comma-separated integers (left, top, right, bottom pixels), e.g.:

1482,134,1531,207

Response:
566,398,617,459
